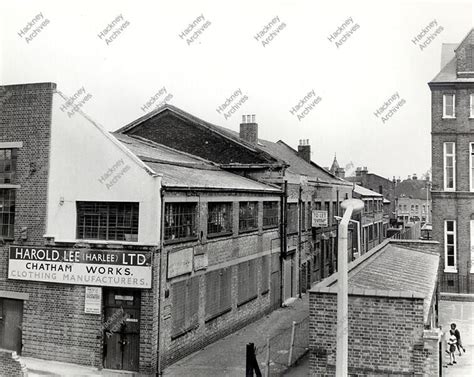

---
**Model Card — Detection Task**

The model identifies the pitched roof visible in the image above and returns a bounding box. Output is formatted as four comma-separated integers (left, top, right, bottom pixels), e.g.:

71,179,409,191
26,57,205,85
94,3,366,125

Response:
353,184,383,197
311,240,440,324
394,179,430,200
114,133,280,192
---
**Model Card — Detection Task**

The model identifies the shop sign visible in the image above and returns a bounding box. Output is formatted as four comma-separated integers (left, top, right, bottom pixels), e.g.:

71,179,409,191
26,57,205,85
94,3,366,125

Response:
312,210,328,227
167,247,193,278
8,246,152,288
84,287,102,314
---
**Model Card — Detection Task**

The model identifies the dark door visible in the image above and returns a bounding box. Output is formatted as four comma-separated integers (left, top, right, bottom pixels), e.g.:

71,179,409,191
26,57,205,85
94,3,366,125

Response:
103,289,140,372
0,298,23,354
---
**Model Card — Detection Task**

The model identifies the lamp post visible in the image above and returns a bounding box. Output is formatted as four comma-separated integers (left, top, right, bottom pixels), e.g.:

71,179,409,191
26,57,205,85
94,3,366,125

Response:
336,198,364,377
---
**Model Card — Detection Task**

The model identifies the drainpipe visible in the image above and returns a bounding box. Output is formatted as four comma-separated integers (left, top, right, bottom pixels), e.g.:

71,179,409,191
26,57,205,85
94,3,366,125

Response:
280,180,288,305
157,188,166,376
298,184,302,299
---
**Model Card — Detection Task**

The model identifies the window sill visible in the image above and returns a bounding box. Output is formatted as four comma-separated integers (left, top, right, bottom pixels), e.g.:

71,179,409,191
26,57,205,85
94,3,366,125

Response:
263,224,279,230
442,116,456,120
237,295,258,308
171,324,199,341
207,231,233,240
261,289,269,296
164,236,198,245
444,268,458,273
238,228,259,235
205,307,232,324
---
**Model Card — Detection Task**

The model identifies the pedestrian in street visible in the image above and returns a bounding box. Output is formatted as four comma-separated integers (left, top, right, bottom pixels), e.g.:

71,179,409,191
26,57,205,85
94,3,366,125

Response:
451,323,466,356
447,332,457,366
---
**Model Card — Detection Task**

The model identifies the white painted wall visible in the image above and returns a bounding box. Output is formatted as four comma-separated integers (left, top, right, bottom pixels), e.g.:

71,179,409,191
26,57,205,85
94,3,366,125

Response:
46,91,161,245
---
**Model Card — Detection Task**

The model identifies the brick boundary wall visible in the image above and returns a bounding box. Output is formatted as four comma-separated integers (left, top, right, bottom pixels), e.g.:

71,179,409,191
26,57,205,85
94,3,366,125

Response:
0,349,27,377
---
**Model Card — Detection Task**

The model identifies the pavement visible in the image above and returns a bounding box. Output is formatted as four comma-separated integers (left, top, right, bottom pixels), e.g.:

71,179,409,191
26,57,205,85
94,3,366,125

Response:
163,295,309,377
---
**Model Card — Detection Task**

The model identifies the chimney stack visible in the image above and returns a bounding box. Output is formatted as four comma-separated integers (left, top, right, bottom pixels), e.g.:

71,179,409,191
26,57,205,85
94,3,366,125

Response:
239,114,258,145
297,139,311,163
361,166,368,176
412,173,417,180
336,167,345,178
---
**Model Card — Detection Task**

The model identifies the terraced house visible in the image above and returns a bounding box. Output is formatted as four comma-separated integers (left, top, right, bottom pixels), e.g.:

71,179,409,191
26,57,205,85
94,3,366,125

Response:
429,29,474,294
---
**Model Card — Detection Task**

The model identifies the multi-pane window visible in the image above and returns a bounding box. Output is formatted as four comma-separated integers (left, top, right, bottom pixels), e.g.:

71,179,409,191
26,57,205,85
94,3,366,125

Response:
205,268,231,322
171,277,199,338
287,203,298,234
0,189,15,239
238,259,257,306
207,202,232,236
165,202,197,241
263,201,279,228
239,202,258,232
443,142,456,190
444,220,456,271
470,143,474,191
76,202,139,241
0,149,17,184
443,94,455,118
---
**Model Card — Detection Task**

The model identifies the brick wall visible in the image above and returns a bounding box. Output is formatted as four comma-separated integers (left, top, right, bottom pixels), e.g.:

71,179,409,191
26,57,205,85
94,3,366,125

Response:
309,291,439,376
0,350,27,377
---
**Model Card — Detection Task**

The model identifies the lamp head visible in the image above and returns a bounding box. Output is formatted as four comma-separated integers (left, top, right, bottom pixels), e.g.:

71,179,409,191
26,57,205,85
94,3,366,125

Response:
341,198,364,214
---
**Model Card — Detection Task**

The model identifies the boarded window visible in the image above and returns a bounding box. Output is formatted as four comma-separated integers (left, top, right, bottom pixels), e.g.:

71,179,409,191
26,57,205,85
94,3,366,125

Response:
263,201,279,228
208,202,233,236
205,267,232,322
261,256,269,294
238,259,258,306
171,276,199,338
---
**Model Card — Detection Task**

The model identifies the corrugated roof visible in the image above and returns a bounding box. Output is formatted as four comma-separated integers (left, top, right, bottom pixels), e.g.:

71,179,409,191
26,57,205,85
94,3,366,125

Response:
348,243,439,322
353,184,383,197
145,161,280,191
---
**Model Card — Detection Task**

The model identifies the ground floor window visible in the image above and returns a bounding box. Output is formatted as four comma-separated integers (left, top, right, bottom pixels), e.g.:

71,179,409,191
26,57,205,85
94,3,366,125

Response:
261,256,270,294
171,276,199,338
205,268,232,322
237,259,257,306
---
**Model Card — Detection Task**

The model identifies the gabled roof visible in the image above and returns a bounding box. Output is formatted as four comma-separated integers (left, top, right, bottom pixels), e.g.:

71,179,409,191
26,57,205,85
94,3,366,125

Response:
394,179,430,200
114,133,281,192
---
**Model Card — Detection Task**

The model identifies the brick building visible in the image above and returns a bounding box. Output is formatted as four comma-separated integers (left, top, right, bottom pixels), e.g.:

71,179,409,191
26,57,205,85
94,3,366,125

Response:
395,176,432,224
0,82,282,374
116,105,353,301
429,29,474,293
309,239,441,376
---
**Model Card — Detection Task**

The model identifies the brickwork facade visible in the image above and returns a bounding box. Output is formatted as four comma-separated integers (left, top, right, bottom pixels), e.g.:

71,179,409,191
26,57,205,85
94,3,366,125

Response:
0,350,27,377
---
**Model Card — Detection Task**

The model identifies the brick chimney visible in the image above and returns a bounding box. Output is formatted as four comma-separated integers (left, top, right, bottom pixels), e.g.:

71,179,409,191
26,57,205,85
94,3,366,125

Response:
336,167,345,178
412,173,417,180
297,139,311,163
361,166,368,176
239,114,258,145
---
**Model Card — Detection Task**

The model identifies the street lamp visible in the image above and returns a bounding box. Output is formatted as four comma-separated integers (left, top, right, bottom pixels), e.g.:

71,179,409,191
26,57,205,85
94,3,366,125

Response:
334,215,361,259
336,198,364,377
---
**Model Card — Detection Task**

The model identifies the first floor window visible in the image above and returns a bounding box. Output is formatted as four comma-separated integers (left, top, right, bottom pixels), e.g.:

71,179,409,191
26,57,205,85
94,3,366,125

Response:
171,277,199,338
0,189,15,239
76,202,139,241
237,259,257,306
0,149,17,184
443,94,455,118
307,202,312,230
205,268,232,321
165,202,197,241
263,201,279,228
239,202,258,232
287,203,298,234
471,220,474,273
207,202,233,236
470,143,474,192
470,93,474,118
445,220,457,271
444,142,456,190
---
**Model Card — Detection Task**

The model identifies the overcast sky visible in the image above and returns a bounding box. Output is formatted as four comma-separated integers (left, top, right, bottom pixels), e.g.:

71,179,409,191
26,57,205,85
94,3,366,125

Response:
1,0,473,179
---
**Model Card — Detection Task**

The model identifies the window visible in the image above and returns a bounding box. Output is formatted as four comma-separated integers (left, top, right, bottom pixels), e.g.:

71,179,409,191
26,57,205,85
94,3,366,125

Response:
314,202,322,211
261,256,270,294
422,205,426,213
403,204,407,211
324,201,330,221
470,143,474,192
171,277,199,338
239,202,258,232
470,93,474,118
374,223,378,240
76,202,139,241
415,205,419,212
238,259,257,306
307,202,312,230
332,202,338,220
0,149,17,184
207,202,232,236
263,201,279,228
399,204,402,210
364,200,368,213
205,268,231,322
165,202,197,241
471,221,474,273
287,203,298,234
444,220,456,271
443,94,455,118
0,189,15,239
443,142,456,191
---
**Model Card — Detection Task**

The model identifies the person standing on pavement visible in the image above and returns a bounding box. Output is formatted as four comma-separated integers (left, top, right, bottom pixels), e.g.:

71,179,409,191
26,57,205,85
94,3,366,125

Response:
447,333,457,366
451,323,466,356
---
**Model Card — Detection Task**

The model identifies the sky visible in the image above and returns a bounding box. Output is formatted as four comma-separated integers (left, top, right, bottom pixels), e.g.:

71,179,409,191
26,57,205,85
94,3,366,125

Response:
1,0,473,180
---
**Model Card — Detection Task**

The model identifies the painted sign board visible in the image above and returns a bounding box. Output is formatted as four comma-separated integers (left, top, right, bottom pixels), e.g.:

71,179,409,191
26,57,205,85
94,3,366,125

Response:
312,210,328,227
84,287,102,314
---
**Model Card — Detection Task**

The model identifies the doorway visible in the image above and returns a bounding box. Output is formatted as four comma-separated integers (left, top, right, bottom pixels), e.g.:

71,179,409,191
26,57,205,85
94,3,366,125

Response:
103,289,140,372
0,298,23,354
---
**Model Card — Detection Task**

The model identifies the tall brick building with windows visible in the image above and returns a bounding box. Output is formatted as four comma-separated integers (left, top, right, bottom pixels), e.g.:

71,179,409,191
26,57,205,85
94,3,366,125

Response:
429,29,474,293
